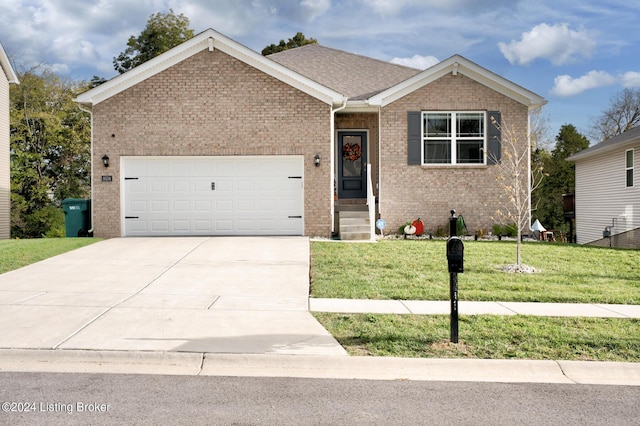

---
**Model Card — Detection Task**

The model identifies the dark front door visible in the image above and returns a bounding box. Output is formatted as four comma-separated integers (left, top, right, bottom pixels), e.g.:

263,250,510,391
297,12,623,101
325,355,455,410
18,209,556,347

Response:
338,131,367,198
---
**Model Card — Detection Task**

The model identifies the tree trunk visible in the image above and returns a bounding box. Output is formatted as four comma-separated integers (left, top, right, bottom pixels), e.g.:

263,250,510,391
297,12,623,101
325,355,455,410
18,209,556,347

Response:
516,228,522,266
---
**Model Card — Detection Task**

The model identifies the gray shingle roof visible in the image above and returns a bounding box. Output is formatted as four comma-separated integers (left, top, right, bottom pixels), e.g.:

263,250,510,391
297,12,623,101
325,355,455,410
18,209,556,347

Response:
267,44,421,100
568,125,640,161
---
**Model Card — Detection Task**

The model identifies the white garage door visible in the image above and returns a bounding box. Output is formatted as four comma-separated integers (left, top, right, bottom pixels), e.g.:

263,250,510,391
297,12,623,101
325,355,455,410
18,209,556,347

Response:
122,156,304,236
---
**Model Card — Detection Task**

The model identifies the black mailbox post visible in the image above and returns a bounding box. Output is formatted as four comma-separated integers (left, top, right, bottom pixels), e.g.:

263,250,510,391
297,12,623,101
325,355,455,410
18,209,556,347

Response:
447,210,464,343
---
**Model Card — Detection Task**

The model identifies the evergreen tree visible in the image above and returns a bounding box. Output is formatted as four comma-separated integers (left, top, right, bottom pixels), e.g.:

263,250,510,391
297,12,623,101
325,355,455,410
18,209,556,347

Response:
532,124,589,233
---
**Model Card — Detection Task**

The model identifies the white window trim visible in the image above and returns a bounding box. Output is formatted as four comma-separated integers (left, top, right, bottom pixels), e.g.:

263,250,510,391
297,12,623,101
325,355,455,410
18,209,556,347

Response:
626,148,634,188
421,111,487,166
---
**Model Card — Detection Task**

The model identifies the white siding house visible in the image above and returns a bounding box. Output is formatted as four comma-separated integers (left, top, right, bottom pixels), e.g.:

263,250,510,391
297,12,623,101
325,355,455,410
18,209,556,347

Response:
0,42,19,240
568,126,640,248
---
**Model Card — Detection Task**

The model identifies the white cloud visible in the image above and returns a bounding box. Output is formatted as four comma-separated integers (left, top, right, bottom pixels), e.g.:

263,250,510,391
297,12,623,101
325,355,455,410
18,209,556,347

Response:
300,0,331,20
551,71,616,97
498,23,596,66
390,54,439,70
362,0,511,16
621,71,640,88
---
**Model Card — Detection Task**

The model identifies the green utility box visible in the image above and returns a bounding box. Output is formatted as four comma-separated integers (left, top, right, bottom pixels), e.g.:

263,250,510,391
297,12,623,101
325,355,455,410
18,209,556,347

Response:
62,198,91,237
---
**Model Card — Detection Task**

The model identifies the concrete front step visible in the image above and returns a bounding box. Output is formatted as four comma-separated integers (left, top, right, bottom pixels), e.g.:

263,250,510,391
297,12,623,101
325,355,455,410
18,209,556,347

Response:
340,231,372,241
338,210,372,241
339,211,369,219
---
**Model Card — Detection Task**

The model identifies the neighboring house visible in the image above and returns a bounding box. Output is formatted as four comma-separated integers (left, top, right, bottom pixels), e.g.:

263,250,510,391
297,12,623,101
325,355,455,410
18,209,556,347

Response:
75,29,545,239
0,42,19,240
568,126,640,249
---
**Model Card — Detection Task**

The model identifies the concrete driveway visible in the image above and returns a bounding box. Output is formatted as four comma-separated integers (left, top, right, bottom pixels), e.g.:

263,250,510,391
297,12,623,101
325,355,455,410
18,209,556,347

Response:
0,237,346,356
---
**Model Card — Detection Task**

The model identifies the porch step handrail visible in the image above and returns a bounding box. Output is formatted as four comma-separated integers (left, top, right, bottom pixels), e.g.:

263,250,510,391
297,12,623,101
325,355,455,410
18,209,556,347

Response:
366,164,375,241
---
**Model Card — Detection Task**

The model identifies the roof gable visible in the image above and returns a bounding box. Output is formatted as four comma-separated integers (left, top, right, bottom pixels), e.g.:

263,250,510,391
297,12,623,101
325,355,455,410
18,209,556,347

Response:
0,42,18,84
268,44,421,100
368,55,546,109
568,125,640,162
75,29,346,107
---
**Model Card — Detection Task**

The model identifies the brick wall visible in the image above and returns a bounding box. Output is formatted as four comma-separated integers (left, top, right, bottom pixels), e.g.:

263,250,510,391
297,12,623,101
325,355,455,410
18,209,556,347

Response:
379,73,530,235
92,49,332,238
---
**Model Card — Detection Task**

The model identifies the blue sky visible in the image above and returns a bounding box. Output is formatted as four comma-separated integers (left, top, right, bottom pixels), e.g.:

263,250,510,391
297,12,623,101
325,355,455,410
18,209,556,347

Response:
1,0,639,146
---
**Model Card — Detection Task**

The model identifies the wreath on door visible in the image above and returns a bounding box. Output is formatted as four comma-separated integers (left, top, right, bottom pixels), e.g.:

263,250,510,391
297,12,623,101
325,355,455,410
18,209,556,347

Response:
342,143,362,162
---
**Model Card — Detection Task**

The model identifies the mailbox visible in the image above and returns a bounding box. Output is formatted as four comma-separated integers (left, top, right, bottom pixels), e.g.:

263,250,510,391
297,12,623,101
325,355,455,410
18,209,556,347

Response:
447,237,464,273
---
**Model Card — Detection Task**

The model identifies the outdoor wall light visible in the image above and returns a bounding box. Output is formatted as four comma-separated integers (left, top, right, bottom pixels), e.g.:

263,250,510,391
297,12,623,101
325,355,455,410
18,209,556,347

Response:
102,154,110,168
314,154,321,167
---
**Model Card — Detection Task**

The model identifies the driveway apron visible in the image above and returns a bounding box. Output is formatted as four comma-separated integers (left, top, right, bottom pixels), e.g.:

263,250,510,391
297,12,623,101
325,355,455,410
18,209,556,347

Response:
0,237,346,356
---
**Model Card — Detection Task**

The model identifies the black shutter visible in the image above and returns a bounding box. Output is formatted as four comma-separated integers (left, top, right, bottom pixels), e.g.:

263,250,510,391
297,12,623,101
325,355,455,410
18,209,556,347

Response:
408,111,422,165
487,111,501,165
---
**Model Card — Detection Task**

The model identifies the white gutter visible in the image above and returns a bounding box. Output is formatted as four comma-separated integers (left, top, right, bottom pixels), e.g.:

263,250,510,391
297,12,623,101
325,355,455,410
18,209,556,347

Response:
78,104,94,235
330,98,348,235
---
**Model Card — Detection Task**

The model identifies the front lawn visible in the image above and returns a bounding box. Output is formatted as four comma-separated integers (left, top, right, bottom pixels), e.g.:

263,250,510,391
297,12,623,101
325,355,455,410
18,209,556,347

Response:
312,240,640,361
313,313,640,361
0,238,100,274
310,240,640,304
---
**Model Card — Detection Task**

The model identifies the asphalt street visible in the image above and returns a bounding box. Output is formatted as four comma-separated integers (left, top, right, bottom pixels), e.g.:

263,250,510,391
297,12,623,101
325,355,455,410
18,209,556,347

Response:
1,372,639,425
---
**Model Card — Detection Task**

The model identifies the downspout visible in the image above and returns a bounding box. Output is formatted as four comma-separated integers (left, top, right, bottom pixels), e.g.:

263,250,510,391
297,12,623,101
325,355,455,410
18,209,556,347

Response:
78,103,94,235
330,98,348,235
527,107,535,233
377,105,382,220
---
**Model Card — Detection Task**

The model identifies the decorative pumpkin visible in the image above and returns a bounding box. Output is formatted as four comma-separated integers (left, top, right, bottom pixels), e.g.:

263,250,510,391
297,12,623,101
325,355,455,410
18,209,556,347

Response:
404,224,416,235
412,218,424,236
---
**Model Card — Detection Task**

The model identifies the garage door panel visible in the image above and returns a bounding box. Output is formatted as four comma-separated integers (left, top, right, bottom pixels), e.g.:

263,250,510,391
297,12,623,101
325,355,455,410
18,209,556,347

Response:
216,162,235,176
123,156,303,236
150,180,169,193
194,220,212,231
215,179,233,192
150,221,169,232
257,200,276,212
195,200,213,212
148,161,170,176
172,180,191,192
173,200,190,212
237,200,254,212
173,220,190,231
214,200,232,212
215,220,233,232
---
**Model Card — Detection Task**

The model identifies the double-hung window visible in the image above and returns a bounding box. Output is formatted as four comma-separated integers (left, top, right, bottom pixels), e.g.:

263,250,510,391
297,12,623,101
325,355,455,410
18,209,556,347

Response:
626,149,634,187
423,111,486,165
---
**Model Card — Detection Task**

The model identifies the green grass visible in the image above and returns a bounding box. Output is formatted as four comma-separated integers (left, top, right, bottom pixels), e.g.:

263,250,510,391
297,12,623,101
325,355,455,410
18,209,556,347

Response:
313,313,640,361
310,240,640,304
0,238,100,274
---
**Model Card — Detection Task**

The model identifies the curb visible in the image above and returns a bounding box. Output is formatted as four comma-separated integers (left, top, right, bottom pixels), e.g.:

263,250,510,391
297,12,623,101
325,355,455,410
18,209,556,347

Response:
0,349,202,376
1,349,639,386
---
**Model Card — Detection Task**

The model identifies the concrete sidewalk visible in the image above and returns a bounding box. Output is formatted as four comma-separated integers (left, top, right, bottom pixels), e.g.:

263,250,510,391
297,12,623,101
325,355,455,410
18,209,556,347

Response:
310,298,640,318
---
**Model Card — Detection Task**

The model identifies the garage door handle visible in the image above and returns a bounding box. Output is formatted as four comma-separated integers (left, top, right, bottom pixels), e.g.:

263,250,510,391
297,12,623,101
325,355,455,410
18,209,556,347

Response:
125,216,139,219
288,176,302,179
288,216,302,219
125,177,139,180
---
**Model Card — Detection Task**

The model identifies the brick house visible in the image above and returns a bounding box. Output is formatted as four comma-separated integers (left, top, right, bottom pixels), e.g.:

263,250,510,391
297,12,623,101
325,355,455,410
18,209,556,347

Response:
0,42,19,240
75,29,545,239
